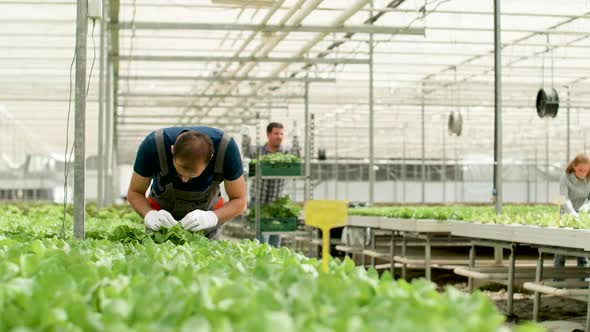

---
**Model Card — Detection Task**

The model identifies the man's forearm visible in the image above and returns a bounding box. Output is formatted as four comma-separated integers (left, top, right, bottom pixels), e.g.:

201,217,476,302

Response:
128,191,153,218
213,197,247,224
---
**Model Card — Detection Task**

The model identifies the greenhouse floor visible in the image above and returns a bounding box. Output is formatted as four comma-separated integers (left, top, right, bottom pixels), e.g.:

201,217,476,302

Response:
401,266,588,331
493,291,586,332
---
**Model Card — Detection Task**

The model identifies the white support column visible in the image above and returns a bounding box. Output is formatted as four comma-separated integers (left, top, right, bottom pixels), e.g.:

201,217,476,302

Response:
442,116,446,203
97,9,106,207
104,37,112,206
304,81,311,202
421,82,426,203
73,0,88,239
493,0,503,214
368,7,375,205
566,86,570,164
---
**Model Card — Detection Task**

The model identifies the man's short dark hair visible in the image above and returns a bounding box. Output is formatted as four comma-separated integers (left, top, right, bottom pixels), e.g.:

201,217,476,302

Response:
267,122,284,134
173,131,214,164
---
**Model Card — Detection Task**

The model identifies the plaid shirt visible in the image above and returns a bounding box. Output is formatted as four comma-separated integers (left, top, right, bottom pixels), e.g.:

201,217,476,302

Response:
249,145,288,204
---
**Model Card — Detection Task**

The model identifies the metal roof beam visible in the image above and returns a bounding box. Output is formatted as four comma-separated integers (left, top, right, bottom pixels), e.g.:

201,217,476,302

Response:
118,103,288,109
116,114,189,119
426,26,590,36
115,54,369,65
117,121,242,126
118,75,335,83
114,22,424,35
120,93,304,99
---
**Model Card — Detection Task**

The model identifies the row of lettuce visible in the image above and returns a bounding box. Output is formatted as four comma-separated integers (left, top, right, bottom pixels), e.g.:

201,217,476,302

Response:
0,204,541,332
252,197,585,229
349,205,587,228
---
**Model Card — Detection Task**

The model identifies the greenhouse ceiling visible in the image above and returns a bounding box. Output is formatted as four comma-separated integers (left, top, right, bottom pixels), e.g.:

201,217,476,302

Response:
0,0,589,164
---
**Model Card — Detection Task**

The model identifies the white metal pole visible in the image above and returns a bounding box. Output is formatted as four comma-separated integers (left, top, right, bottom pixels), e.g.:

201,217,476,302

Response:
389,164,395,202
111,146,119,202
527,153,531,203
421,82,426,203
334,113,339,199
566,86,570,163
402,131,406,203
304,81,311,202
345,163,349,201
442,117,446,203
321,162,327,199
368,10,375,205
455,146,459,202
255,112,261,238
73,0,88,239
535,147,538,203
461,142,465,202
97,11,105,207
546,119,550,203
105,32,112,206
493,0,503,214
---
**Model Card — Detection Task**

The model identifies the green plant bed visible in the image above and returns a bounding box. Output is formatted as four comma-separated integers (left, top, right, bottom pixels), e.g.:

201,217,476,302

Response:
0,204,543,332
349,205,590,229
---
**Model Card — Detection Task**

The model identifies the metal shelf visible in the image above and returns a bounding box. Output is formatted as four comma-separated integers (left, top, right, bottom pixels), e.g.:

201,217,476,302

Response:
252,103,314,239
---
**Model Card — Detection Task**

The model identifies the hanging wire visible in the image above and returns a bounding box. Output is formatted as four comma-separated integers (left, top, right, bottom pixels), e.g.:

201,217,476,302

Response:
61,48,76,238
87,21,97,96
541,34,547,88
453,66,457,111
457,67,462,115
549,35,554,88
332,32,339,81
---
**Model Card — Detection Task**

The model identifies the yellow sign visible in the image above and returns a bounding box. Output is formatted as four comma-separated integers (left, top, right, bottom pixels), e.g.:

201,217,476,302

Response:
304,200,348,272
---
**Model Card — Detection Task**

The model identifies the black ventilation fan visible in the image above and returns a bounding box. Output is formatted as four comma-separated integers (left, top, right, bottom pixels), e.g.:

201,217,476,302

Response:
448,111,463,136
536,88,559,118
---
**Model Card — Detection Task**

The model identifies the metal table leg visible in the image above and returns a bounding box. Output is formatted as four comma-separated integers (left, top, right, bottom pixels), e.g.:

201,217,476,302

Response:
370,228,376,267
402,233,408,280
315,229,320,258
468,244,476,293
308,231,314,258
533,251,544,322
494,246,503,265
347,228,353,260
361,227,366,268
507,244,516,316
390,230,396,277
586,278,590,332
425,234,432,281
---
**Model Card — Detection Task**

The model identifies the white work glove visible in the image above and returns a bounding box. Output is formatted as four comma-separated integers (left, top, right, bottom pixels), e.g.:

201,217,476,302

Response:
579,200,590,213
564,200,580,218
144,210,177,231
180,210,219,232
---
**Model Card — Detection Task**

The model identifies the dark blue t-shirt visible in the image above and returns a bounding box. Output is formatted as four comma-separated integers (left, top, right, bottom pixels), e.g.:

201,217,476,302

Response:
133,126,243,194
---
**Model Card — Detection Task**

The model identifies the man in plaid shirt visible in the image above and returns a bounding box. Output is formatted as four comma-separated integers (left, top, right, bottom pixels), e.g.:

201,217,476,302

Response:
250,122,289,247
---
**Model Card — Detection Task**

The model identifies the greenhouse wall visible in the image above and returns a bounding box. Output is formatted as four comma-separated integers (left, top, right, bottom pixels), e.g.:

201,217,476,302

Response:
300,181,561,204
